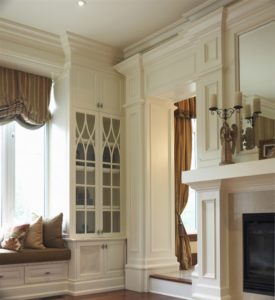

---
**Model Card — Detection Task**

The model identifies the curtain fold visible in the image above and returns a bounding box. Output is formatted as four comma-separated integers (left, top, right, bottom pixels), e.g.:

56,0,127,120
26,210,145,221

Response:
174,97,196,270
0,66,52,128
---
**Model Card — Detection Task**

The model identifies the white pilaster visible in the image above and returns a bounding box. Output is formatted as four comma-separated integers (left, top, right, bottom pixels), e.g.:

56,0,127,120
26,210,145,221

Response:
114,55,179,292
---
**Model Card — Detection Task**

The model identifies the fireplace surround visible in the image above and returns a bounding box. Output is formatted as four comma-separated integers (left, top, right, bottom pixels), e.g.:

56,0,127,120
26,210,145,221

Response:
243,213,275,296
182,158,275,300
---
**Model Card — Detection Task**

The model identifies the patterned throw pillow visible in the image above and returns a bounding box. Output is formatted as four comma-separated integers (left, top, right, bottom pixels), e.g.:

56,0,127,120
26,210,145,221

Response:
1,224,30,251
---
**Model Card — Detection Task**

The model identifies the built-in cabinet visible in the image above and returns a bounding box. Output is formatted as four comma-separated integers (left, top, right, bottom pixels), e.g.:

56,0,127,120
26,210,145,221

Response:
72,66,123,115
75,111,121,237
65,63,125,295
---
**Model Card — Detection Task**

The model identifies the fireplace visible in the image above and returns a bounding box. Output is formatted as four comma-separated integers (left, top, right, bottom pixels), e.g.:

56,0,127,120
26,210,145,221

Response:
243,213,275,296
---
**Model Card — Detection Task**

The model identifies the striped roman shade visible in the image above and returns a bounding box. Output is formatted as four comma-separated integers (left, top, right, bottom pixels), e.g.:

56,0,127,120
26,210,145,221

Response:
0,66,52,127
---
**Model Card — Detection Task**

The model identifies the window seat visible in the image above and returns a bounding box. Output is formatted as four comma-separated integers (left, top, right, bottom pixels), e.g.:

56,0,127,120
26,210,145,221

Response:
0,247,71,265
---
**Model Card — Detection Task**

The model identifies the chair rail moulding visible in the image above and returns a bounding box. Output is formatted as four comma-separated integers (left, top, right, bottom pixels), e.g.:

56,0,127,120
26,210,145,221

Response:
0,18,64,78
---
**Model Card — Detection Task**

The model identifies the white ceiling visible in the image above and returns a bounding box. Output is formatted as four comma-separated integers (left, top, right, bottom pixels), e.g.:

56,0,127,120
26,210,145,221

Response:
0,0,209,49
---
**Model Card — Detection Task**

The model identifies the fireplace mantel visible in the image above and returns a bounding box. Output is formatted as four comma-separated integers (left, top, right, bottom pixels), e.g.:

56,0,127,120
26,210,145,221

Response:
181,158,275,300
182,158,275,185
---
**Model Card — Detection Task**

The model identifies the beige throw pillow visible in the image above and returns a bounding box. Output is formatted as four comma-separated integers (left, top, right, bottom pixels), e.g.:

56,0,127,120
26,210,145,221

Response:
24,216,45,249
43,213,64,248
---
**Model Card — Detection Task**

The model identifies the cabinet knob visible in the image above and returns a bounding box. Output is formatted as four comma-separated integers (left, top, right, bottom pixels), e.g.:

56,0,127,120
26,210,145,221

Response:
105,244,108,249
101,244,105,249
100,103,103,108
44,272,51,275
97,229,100,235
0,275,4,279
97,102,100,108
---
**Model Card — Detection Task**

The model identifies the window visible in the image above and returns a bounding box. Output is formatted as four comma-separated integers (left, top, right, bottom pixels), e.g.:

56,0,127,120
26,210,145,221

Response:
0,122,47,226
181,119,197,234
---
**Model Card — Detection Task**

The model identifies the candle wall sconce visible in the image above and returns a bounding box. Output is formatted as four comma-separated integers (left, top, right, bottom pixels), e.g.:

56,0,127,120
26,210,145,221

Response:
209,92,243,165
241,97,262,150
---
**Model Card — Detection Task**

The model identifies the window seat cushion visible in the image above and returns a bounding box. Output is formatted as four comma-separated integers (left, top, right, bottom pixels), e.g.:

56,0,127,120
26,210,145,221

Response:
0,247,71,265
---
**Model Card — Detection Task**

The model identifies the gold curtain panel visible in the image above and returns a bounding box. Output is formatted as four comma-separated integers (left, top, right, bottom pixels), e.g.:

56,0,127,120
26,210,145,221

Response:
0,66,52,127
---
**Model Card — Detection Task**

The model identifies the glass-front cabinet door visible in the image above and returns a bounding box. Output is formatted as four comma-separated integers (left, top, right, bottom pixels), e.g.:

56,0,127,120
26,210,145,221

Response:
75,112,97,234
101,116,121,234
75,111,121,236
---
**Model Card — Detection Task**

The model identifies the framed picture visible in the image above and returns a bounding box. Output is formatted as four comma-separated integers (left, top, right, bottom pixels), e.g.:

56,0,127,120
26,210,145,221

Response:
259,139,275,159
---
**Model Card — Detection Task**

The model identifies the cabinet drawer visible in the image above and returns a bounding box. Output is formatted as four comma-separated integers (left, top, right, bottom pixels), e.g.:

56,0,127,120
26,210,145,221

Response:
25,262,68,284
0,266,24,287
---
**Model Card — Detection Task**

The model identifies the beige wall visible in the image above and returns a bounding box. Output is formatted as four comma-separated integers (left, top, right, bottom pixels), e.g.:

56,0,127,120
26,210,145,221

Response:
228,191,275,300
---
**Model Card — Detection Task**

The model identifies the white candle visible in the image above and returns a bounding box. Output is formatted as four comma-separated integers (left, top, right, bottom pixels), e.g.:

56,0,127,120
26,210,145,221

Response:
253,97,261,113
244,104,251,118
210,93,217,109
234,91,242,108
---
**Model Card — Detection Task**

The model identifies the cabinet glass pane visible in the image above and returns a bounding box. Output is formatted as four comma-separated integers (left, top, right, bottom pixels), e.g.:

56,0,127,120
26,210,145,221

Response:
103,147,111,163
87,187,95,206
76,211,85,233
103,211,111,233
103,188,111,206
112,171,120,186
112,147,120,164
113,212,120,233
112,189,120,207
76,143,85,160
76,169,85,184
103,170,111,186
76,112,85,133
87,115,95,135
87,144,95,161
87,169,95,185
76,187,85,205
113,119,120,138
86,211,95,233
102,118,111,143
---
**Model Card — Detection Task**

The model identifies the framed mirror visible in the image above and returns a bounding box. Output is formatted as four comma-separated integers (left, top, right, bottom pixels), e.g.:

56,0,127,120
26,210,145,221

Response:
239,21,275,151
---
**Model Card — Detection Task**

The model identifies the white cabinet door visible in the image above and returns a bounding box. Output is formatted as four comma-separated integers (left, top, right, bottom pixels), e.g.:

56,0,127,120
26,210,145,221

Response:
72,66,99,111
104,240,125,276
72,67,122,115
79,243,104,280
77,239,125,280
100,72,123,115
75,110,122,237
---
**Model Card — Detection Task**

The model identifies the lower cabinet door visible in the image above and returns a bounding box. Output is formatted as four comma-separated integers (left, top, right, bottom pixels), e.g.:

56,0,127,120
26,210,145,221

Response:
0,266,24,287
25,262,68,284
104,240,125,276
78,242,104,280
77,239,125,280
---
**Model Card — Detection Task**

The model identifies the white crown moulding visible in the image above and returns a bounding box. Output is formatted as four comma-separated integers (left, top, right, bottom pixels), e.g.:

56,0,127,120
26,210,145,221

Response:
0,18,64,78
123,0,237,59
61,32,123,69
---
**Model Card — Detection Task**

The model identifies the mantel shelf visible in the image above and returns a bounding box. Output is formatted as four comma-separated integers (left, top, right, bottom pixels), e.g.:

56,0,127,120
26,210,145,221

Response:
182,158,275,193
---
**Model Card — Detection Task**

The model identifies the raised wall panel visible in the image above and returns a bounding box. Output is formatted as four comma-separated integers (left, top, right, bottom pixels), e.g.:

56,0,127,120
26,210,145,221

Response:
197,71,222,167
201,199,216,279
205,83,220,152
150,103,171,253
127,108,141,254
197,33,221,74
